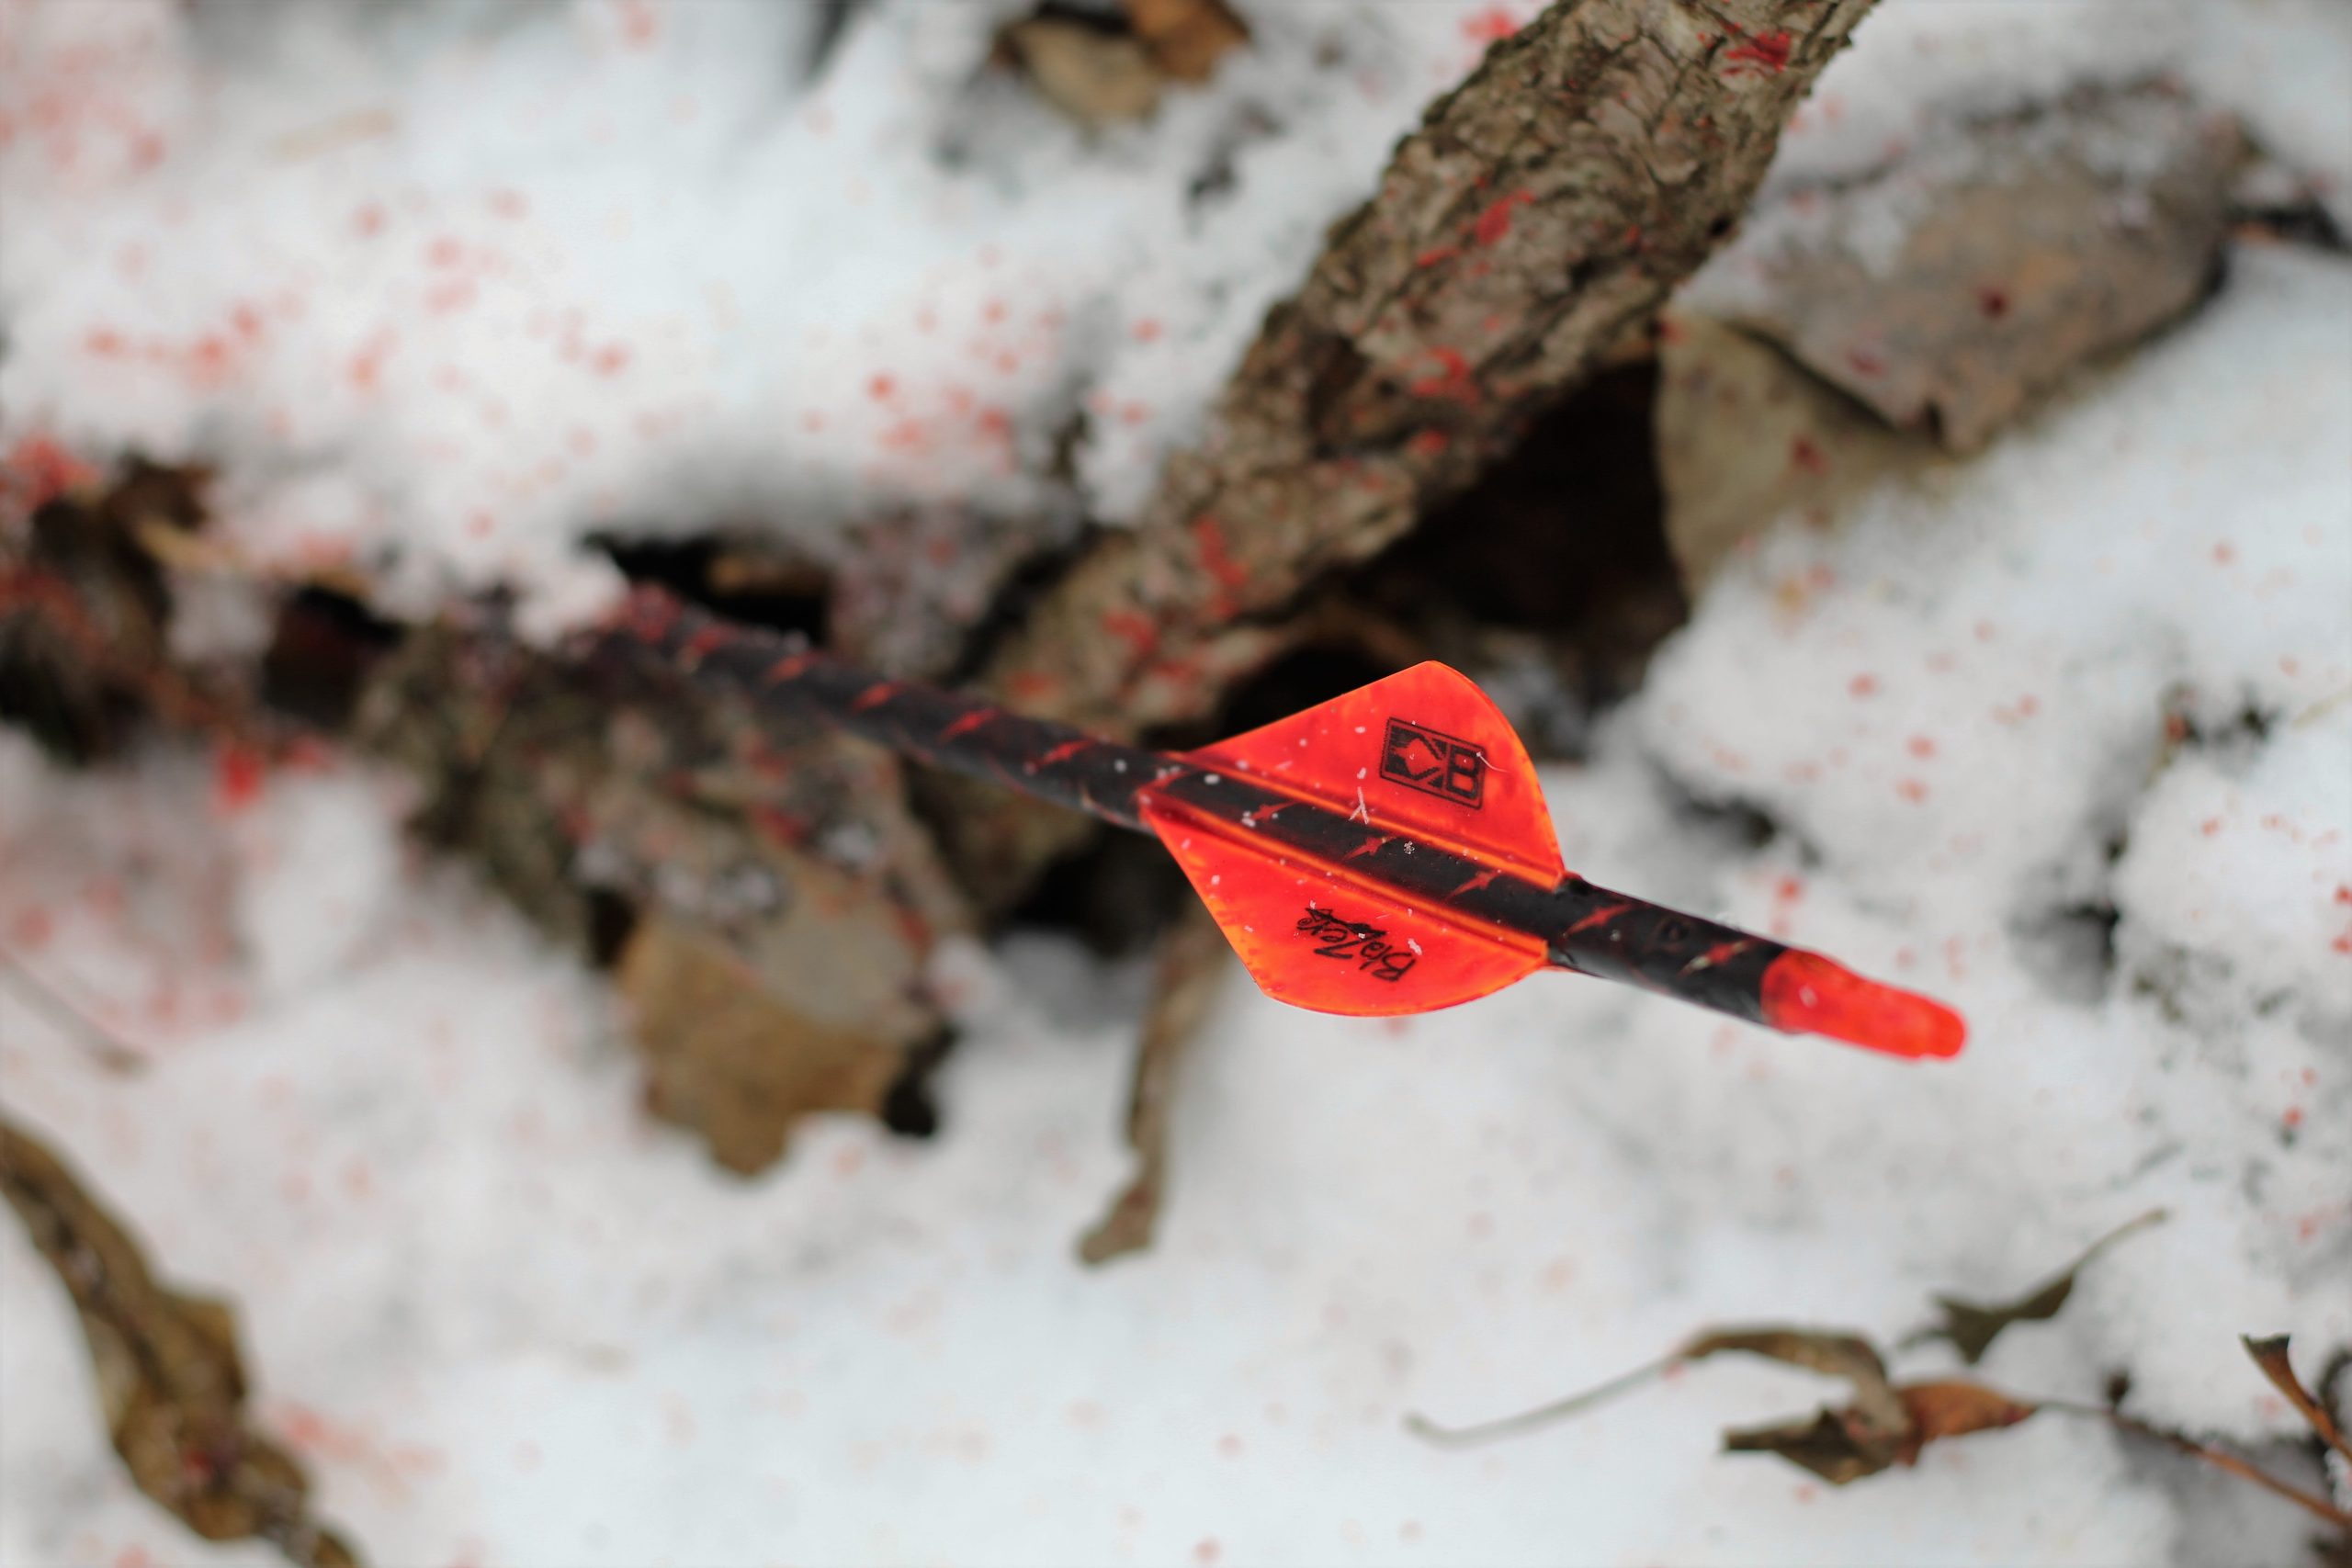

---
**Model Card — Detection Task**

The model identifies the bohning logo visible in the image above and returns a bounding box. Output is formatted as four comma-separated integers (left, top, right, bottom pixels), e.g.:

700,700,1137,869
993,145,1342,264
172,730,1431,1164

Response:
1380,717,1487,808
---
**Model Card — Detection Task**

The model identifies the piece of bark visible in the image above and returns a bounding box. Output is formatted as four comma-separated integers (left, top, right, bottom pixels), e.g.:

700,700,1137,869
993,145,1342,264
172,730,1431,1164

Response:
1683,83,2250,451
1654,310,1934,586
0,1117,361,1568
1077,899,1229,1264
946,0,1880,899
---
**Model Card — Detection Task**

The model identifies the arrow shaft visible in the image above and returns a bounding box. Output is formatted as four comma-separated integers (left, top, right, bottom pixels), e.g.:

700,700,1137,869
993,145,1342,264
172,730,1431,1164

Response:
615,589,1792,1028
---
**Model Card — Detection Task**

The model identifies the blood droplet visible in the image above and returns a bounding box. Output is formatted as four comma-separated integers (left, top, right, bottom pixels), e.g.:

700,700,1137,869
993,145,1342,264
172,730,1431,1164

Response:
1723,28,1792,73
213,746,266,815
1472,190,1532,246
1462,6,1521,43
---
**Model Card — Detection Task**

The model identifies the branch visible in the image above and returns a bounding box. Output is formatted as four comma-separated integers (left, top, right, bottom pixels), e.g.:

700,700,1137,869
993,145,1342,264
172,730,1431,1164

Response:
948,0,1879,893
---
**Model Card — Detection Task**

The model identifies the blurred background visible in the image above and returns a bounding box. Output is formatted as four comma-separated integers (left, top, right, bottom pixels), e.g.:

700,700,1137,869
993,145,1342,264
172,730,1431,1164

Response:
2,2,2347,1563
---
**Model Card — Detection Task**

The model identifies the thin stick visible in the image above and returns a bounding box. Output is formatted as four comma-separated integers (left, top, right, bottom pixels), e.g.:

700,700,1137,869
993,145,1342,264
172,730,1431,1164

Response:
2034,1397,2352,1531
1404,1354,1682,1450
0,950,147,1076
2080,1207,2171,1265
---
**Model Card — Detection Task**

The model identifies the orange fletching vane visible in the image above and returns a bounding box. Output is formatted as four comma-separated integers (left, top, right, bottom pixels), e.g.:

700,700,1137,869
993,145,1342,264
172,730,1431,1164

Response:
1141,664,1557,1016
1191,662,1566,883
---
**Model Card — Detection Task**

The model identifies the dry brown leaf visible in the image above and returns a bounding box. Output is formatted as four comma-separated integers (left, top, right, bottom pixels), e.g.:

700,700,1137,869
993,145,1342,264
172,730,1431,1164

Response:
1727,1378,2040,1483
1410,1309,2352,1529
1685,1326,1914,1480
0,1118,360,1567
1688,84,2249,450
617,914,912,1175
1004,17,1163,128
1682,1325,1910,1441
1724,1406,1904,1484
2241,1335,2352,1464
1123,0,1249,83
1896,1380,2040,1452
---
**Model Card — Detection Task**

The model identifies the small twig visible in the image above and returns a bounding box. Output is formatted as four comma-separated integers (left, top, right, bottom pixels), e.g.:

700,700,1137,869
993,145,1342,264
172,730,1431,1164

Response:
1404,1353,1683,1450
2290,681,2352,729
2072,1206,2170,1269
0,949,147,1075
2034,1396,2352,1531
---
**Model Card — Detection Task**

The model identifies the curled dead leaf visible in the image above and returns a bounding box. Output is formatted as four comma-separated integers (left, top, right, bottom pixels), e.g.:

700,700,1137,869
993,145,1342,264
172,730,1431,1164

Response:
2241,1335,2352,1464
1681,1325,1910,1442
1725,1379,2040,1483
1913,1208,2166,1364
1408,1307,2351,1529
1724,1406,1904,1484
0,1118,362,1566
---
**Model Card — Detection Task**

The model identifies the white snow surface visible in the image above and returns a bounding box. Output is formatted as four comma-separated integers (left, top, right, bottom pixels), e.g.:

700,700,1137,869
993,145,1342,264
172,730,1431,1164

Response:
4,2,2351,1563
3,243,2348,1568
6,0,2347,631
0,0,1517,631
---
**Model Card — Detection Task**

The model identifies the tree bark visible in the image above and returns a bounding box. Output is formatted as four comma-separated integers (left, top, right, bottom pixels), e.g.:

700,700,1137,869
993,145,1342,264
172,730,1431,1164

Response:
942,0,1880,897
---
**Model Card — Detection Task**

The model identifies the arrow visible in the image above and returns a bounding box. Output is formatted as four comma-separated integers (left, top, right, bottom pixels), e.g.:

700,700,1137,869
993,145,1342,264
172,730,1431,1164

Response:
607,588,1964,1060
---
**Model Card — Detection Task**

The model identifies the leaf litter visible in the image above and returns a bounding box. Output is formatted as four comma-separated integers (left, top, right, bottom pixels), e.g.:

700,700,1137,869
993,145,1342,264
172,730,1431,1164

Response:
1408,1212,2352,1532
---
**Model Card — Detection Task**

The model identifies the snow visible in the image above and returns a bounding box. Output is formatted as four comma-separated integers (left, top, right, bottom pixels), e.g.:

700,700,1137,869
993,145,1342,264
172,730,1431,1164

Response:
12,0,2332,635
1768,0,2352,230
0,0,1510,632
1631,242,2351,1439
4,1,2350,1564
5,243,2346,1562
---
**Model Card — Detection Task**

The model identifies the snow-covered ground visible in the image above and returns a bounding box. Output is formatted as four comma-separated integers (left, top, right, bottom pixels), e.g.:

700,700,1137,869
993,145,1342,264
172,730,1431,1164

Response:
6,0,2347,631
4,2,2349,1565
